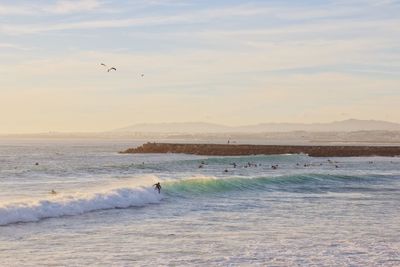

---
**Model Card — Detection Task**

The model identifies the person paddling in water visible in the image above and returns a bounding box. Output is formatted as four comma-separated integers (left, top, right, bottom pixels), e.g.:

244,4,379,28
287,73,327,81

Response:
153,182,161,194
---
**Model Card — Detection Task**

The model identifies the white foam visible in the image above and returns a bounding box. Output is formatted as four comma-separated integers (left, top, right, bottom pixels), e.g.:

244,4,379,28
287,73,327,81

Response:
0,185,162,226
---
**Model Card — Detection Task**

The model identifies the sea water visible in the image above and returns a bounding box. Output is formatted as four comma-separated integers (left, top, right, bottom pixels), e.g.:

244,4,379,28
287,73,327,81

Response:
0,139,399,266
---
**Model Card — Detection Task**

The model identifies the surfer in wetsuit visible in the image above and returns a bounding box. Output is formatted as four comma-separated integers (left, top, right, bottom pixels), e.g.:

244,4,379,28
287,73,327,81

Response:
153,182,161,194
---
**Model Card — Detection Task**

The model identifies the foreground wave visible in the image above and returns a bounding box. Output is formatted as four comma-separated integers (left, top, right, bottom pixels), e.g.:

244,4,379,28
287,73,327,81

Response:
0,185,162,226
1,173,394,225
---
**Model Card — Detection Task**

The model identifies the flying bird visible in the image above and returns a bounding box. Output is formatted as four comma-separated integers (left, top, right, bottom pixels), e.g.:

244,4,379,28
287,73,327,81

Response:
100,63,116,72
141,73,144,77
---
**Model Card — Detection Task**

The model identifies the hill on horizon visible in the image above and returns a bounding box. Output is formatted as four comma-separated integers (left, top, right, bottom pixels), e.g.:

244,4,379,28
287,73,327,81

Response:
114,119,400,133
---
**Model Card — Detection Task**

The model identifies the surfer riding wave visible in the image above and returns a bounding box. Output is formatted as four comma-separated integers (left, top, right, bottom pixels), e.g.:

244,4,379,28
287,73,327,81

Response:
153,182,161,194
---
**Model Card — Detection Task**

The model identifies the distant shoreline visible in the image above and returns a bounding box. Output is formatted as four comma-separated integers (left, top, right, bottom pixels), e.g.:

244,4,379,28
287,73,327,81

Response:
121,143,400,157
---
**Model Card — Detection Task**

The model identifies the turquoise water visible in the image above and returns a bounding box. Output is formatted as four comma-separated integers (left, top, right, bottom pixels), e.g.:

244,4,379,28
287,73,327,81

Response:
0,139,399,266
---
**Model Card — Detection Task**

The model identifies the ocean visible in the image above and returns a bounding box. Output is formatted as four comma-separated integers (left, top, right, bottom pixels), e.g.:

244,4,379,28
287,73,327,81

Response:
0,139,399,266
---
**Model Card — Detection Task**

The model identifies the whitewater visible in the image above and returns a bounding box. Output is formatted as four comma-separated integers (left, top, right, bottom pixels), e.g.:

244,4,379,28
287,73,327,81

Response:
0,139,399,266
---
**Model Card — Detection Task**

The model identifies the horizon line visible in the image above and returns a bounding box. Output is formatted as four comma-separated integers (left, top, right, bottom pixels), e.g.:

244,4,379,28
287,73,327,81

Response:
2,118,400,136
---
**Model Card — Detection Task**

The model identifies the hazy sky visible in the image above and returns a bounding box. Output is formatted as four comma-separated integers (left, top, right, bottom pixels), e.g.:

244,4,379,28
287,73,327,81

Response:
1,0,399,133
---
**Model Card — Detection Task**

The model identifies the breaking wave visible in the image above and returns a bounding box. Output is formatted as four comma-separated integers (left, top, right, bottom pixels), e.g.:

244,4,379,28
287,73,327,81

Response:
0,184,162,226
1,173,395,225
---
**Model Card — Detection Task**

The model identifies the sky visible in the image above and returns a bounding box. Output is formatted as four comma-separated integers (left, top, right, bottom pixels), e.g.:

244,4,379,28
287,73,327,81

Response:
0,0,399,133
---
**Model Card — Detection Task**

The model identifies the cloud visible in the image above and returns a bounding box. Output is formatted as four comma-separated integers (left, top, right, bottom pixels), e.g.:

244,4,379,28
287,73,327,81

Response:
0,43,32,50
0,3,33,15
0,0,103,16
1,0,399,36
0,4,277,34
43,0,102,14
0,16,176,35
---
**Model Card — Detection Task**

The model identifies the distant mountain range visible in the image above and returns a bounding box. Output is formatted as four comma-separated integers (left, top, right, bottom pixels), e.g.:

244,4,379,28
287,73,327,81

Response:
114,119,400,133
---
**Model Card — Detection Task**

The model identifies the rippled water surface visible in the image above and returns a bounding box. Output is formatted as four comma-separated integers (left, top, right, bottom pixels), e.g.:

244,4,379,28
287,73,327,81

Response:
0,139,399,266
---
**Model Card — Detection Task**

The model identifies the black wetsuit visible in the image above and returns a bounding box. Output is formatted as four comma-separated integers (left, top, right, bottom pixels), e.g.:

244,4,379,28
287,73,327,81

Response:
154,183,161,193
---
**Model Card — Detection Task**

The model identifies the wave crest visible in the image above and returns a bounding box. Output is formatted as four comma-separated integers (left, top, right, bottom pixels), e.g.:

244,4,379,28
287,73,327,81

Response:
162,173,387,195
0,185,162,226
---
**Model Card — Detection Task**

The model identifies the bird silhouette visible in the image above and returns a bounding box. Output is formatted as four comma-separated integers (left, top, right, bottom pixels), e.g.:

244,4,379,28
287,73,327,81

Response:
100,63,116,72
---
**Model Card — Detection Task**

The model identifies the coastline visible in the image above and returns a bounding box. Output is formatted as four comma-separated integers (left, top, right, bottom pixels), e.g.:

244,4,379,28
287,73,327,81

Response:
121,142,400,157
